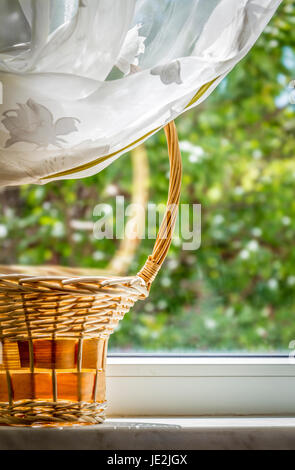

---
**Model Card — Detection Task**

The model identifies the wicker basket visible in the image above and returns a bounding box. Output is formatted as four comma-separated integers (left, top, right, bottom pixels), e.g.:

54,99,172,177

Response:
0,121,182,426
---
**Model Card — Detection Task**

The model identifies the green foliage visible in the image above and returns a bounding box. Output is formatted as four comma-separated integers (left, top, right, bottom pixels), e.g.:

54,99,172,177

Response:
0,1,295,352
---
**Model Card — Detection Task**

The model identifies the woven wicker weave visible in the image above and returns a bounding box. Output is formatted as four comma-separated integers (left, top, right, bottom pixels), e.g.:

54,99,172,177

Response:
0,121,182,426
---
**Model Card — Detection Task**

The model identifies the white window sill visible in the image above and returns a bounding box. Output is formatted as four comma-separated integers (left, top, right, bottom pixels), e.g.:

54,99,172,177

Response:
106,356,295,416
1,357,295,449
1,417,295,449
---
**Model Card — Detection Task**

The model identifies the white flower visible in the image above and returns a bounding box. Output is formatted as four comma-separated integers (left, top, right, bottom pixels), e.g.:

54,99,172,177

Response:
157,300,168,310
239,249,250,260
225,307,234,318
42,201,51,210
144,302,154,312
4,208,14,219
282,216,291,226
0,224,8,238
256,327,267,338
247,240,259,252
167,258,179,270
213,214,224,225
251,227,262,237
287,276,295,286
105,184,118,196
261,307,271,318
93,250,105,261
161,277,171,287
234,186,244,196
212,230,223,240
285,4,294,14
252,149,262,159
204,318,217,330
267,278,278,290
73,233,83,243
150,331,160,339
180,141,205,164
189,154,199,163
52,221,65,238
208,186,221,201
221,138,229,147
116,24,145,75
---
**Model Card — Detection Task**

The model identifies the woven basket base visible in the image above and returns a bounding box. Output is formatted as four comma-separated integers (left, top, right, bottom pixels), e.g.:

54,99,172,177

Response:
0,400,106,426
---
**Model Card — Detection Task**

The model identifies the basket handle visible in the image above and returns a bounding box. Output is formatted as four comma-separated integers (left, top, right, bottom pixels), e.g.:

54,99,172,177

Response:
137,121,182,288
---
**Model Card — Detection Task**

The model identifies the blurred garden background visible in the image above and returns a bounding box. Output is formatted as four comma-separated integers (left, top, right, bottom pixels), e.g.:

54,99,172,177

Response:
0,1,295,353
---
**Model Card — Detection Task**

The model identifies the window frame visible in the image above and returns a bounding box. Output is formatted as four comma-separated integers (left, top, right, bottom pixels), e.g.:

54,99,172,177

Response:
106,355,295,416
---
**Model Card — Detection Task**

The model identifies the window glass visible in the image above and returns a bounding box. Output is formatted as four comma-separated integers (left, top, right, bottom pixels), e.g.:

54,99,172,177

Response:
0,2,294,353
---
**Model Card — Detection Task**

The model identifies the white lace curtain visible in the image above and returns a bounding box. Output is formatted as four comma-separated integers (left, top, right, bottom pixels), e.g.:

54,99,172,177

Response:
0,0,281,186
